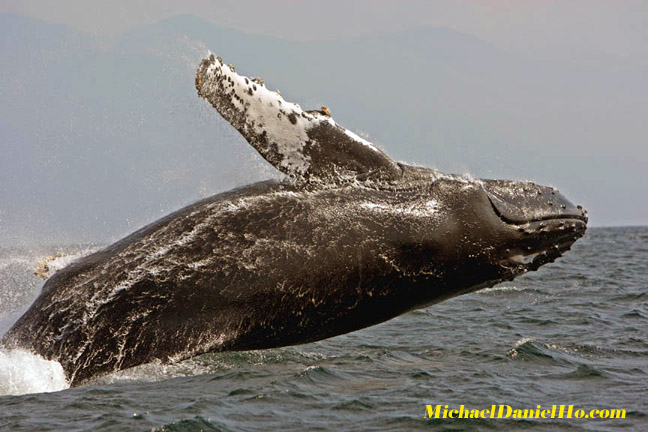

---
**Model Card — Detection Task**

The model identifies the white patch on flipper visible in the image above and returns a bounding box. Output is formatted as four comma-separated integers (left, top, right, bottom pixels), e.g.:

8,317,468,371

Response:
200,56,386,176
203,59,312,174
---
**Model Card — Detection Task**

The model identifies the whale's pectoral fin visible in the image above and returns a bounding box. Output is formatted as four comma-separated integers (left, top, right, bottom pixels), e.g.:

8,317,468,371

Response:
196,54,402,184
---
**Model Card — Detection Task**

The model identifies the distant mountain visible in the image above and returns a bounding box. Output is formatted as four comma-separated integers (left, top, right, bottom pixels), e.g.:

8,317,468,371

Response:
1,13,645,244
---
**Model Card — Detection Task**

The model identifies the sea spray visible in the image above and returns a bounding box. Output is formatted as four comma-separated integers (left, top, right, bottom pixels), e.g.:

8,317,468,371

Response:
0,348,69,395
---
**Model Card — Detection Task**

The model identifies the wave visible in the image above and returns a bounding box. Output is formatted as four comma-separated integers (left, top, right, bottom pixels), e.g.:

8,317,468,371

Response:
89,348,329,386
152,416,222,432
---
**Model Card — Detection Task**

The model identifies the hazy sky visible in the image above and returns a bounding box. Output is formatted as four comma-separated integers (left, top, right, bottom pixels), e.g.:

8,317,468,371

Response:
3,0,647,62
1,1,646,243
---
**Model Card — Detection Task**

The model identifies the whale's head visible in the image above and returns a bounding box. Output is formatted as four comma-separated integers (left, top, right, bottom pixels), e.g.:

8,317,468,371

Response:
366,164,588,305
480,178,588,274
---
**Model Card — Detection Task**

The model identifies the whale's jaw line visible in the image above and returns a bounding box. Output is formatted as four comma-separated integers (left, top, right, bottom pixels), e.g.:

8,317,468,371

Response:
497,216,587,277
475,178,588,275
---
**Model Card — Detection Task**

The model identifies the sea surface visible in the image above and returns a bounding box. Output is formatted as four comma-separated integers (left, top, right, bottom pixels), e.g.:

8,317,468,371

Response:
0,227,646,431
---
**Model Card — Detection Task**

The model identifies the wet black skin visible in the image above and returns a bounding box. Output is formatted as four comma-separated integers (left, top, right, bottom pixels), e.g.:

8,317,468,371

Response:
1,54,588,386
1,164,587,386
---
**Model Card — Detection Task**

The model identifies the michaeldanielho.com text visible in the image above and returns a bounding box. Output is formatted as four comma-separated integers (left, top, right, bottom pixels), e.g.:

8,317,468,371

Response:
425,405,626,420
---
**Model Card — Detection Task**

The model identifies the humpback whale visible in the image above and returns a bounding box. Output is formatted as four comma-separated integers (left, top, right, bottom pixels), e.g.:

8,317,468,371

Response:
1,54,588,386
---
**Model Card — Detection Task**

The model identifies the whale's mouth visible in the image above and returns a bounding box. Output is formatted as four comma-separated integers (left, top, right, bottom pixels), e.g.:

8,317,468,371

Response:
481,179,588,273
497,218,585,273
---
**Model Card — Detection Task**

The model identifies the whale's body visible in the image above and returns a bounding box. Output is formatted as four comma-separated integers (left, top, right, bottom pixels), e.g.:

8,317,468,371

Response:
2,55,587,386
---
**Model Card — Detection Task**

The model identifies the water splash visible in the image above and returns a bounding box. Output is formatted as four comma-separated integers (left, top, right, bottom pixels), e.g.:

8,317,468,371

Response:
34,247,102,280
0,349,69,395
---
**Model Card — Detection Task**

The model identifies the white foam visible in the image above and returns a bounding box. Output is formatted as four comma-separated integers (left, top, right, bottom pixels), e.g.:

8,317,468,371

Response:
0,349,69,395
480,285,522,293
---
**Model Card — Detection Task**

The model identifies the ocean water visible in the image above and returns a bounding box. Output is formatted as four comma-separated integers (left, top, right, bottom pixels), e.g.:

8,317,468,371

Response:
0,227,646,431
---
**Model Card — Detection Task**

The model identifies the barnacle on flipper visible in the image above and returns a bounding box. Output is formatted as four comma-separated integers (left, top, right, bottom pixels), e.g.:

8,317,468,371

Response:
305,106,331,117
